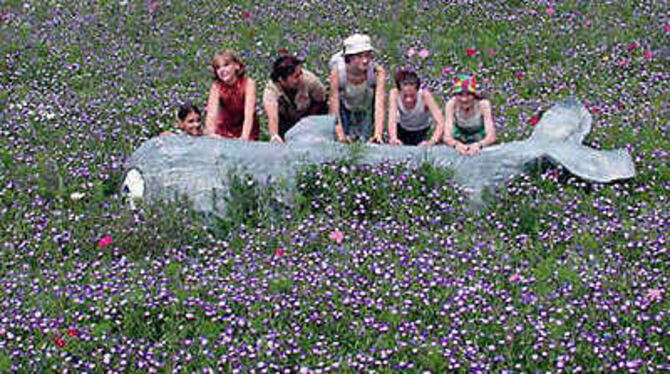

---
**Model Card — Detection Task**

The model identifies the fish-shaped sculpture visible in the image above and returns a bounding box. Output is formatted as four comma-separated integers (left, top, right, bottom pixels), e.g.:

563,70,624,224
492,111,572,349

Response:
122,98,635,216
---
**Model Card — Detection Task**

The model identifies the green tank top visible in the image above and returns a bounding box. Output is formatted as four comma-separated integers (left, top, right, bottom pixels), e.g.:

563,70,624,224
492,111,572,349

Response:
453,101,486,144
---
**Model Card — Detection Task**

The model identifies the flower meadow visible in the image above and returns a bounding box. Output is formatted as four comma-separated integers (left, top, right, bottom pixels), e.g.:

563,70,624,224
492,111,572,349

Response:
1,0,669,372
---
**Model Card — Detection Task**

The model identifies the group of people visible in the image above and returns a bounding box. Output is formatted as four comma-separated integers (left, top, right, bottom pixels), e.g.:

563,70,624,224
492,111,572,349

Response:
168,34,496,156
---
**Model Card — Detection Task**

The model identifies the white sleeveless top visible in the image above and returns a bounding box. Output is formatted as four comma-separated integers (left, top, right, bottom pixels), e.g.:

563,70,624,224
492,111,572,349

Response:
397,89,431,131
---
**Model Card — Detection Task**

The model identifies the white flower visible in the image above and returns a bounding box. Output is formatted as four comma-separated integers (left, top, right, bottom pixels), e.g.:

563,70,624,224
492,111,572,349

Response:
70,192,85,201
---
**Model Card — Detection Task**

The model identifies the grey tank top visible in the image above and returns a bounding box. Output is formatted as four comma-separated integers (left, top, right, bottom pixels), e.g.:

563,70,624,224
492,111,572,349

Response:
397,89,431,131
342,80,374,112
454,101,484,134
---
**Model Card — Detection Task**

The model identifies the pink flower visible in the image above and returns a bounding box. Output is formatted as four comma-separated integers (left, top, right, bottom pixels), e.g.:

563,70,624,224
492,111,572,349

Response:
644,49,653,61
466,47,477,57
589,106,601,115
97,234,112,248
546,7,555,16
516,71,525,80
486,49,497,57
509,273,520,283
584,19,591,27
666,25,670,33
528,116,540,126
148,1,160,13
417,48,430,59
242,11,250,21
274,248,285,257
328,230,344,244
627,41,640,52
0,9,9,23
442,66,452,75
406,48,416,58
647,289,662,302
617,58,629,67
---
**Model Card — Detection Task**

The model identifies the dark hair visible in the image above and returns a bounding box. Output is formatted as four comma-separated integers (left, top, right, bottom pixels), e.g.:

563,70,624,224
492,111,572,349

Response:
394,68,420,90
177,102,201,121
270,56,303,82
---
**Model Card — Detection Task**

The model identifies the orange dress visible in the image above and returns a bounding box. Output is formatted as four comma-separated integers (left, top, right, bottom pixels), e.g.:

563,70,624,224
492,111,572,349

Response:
212,76,260,140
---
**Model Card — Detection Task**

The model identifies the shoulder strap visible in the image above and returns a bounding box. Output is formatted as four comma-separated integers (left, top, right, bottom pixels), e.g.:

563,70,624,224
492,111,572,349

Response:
328,52,347,91
367,63,376,88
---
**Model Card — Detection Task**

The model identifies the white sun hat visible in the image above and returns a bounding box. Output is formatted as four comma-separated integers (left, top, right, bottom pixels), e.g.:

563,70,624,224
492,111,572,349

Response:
343,33,375,56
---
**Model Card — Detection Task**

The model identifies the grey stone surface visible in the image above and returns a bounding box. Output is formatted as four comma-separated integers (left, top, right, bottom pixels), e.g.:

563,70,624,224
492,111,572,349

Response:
123,98,636,216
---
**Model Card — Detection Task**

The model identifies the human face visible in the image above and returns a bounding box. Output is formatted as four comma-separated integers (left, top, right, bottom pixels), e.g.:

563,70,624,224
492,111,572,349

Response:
347,51,373,72
216,58,241,84
279,66,303,91
456,91,475,105
400,84,418,110
177,111,202,136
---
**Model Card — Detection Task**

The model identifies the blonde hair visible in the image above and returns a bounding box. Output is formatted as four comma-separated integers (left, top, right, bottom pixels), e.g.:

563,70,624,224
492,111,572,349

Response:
211,49,246,80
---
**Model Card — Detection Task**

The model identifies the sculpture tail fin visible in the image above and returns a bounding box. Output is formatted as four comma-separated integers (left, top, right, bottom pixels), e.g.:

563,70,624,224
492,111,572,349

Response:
530,98,636,182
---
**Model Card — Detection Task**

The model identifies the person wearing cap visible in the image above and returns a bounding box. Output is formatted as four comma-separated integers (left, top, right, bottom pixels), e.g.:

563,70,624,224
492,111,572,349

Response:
262,55,327,143
328,33,386,143
443,74,496,156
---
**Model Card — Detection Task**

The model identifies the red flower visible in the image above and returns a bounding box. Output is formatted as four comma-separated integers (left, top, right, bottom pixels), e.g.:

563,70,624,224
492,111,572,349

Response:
278,48,288,55
466,47,477,57
66,328,79,337
242,12,250,21
97,234,112,248
515,71,525,80
274,248,285,257
528,116,540,126
55,337,66,348
589,106,601,115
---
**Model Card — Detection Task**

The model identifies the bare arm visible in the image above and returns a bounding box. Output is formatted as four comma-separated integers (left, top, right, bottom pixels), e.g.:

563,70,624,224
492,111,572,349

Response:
443,98,468,155
387,88,400,145
262,85,282,143
328,68,348,143
204,83,221,137
422,89,444,145
478,99,496,146
370,66,386,143
240,77,256,141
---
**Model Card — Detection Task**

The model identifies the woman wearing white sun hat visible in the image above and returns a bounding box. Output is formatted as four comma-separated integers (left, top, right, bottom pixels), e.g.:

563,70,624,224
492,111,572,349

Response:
328,33,386,144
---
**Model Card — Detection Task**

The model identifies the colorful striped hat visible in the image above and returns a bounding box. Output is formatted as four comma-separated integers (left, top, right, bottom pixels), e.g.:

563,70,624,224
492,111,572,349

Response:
452,74,477,94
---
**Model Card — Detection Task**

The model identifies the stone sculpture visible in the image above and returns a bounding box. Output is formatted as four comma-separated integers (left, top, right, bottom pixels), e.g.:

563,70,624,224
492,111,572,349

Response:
122,98,636,216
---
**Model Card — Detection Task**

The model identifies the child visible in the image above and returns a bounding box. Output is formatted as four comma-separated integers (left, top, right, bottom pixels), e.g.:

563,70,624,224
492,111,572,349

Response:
160,102,202,136
387,68,444,146
443,74,496,156
204,49,260,140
